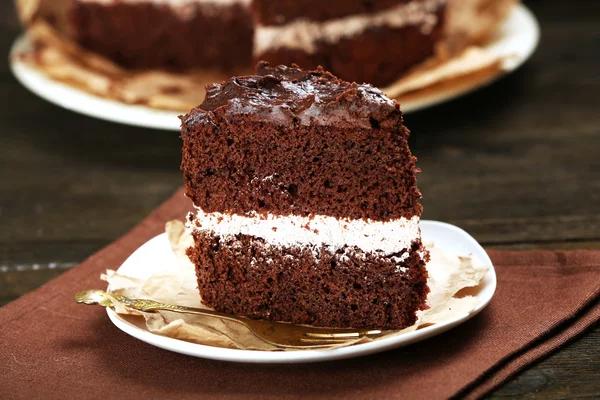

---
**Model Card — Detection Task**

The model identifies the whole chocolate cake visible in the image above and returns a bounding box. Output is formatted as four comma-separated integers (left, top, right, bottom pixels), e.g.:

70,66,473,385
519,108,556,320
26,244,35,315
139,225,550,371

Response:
20,0,517,86
180,62,429,329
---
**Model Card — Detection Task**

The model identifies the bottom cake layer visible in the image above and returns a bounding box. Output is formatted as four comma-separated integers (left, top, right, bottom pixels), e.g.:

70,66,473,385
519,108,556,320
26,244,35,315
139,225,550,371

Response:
187,231,429,330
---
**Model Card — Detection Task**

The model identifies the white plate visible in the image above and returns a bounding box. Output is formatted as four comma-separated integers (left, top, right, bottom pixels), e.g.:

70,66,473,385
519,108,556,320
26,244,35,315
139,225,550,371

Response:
10,5,539,131
107,220,496,363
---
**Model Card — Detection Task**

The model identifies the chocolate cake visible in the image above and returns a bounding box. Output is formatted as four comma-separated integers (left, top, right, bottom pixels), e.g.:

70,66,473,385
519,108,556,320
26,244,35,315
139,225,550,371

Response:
252,0,447,86
181,63,429,329
19,0,516,87
68,0,254,70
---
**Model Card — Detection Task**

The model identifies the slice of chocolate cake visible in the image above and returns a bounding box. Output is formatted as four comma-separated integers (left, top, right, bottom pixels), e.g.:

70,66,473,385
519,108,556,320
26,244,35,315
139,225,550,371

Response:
181,62,429,330
251,0,446,86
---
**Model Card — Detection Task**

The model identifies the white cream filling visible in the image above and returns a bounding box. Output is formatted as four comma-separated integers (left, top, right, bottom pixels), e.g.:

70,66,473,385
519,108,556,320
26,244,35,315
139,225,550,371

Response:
188,207,421,255
254,0,446,55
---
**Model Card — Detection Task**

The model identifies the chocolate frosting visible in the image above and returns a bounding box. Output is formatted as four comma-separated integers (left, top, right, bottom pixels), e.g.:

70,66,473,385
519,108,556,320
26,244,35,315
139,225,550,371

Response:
192,62,402,129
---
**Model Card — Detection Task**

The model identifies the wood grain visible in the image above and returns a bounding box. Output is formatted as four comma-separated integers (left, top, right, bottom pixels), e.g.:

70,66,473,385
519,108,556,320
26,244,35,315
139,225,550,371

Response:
0,0,598,398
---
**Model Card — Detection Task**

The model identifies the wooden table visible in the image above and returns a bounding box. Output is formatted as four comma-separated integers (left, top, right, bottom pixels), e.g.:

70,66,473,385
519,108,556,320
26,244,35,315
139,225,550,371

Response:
1,1,598,397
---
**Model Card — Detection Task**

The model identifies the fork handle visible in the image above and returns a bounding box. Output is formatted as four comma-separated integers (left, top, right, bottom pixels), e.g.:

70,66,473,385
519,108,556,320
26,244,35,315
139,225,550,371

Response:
110,294,252,326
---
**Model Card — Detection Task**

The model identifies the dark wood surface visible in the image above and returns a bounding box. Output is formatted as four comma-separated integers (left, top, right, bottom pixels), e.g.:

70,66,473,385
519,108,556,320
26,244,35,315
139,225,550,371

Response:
1,0,599,397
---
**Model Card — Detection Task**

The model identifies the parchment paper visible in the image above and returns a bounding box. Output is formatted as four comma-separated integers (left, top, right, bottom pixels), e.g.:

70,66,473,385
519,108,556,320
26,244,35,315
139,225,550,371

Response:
101,220,490,351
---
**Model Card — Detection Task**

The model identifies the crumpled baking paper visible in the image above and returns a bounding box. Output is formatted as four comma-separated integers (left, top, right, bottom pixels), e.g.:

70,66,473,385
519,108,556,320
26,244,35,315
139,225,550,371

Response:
101,220,490,351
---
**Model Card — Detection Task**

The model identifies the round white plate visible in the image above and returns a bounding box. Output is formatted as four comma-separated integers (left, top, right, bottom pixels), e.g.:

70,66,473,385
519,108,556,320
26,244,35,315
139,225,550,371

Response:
107,220,496,363
10,5,539,131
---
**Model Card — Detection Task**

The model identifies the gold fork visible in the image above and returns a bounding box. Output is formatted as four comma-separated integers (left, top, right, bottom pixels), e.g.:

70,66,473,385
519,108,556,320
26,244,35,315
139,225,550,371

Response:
75,289,389,349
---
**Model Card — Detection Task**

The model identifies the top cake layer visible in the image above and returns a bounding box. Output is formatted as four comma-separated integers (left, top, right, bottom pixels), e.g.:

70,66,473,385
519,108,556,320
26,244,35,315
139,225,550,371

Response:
198,62,399,130
181,63,423,221
252,0,427,26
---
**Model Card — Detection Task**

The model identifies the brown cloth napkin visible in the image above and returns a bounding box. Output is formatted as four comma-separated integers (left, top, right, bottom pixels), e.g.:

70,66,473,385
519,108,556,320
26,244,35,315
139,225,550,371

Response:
1,188,599,399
